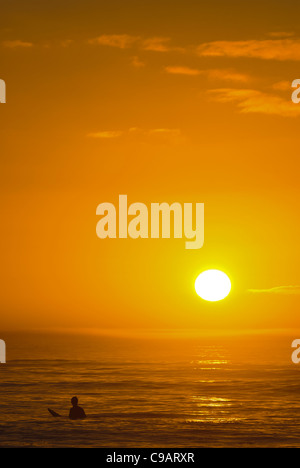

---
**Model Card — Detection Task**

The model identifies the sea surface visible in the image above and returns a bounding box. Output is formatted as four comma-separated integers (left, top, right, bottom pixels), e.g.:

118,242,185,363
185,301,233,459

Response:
0,331,300,448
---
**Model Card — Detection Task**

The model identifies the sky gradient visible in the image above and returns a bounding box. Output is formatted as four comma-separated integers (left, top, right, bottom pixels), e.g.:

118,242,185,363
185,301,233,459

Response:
1,0,300,331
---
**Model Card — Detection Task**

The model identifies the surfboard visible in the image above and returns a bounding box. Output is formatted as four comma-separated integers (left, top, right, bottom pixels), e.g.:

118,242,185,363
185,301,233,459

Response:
48,408,62,418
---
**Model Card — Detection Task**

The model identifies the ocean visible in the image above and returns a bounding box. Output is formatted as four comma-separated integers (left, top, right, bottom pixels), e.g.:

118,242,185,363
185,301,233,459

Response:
0,331,300,448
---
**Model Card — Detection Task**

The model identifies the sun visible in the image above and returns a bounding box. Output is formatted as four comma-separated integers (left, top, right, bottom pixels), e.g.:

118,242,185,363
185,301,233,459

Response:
195,270,231,302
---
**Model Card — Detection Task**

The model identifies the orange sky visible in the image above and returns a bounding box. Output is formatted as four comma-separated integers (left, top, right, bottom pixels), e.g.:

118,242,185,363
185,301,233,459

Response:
0,0,300,331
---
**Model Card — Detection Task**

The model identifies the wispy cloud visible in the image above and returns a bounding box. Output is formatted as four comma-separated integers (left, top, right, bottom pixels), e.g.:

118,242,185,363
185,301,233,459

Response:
2,40,33,48
267,32,295,38
165,66,250,82
60,39,73,48
208,88,300,117
205,69,250,83
271,81,292,91
131,56,145,68
141,37,176,52
88,34,182,53
249,286,300,295
146,128,181,137
87,127,182,141
165,66,201,76
197,39,300,61
87,131,124,139
88,34,139,49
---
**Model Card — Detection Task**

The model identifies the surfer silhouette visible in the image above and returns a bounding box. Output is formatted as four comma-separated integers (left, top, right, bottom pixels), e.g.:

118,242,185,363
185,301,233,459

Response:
69,396,86,420
48,396,87,419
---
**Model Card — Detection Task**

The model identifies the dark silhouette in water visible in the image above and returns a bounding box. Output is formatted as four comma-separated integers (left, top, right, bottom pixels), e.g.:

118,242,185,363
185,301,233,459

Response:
69,396,86,420
48,397,86,419
48,408,61,417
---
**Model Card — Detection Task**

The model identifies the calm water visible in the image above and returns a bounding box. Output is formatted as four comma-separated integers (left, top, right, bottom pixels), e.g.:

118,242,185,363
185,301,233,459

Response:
0,332,300,447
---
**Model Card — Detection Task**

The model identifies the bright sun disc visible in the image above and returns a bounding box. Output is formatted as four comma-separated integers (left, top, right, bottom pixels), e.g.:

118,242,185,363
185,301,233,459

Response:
195,270,231,302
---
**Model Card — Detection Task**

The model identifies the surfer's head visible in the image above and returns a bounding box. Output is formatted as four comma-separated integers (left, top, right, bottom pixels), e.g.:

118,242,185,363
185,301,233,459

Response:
71,396,78,407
